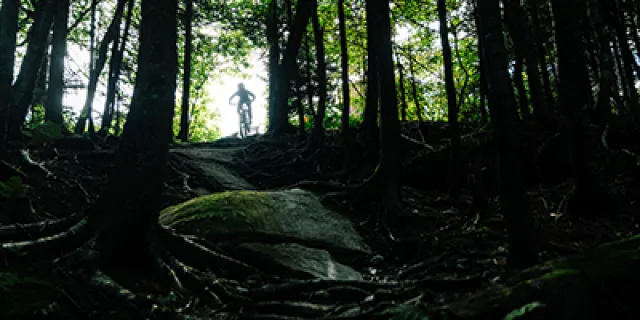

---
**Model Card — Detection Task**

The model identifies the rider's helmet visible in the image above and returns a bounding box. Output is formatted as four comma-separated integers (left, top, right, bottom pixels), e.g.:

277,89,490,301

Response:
238,83,245,90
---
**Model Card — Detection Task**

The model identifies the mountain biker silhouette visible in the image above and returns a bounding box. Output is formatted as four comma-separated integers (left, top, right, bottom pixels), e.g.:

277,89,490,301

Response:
228,83,256,125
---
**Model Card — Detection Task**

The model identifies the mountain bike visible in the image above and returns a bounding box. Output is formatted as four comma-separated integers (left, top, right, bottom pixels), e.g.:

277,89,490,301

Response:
238,105,251,138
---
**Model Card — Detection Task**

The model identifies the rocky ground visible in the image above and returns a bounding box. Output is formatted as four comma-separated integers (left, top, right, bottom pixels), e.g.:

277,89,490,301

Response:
1,121,639,319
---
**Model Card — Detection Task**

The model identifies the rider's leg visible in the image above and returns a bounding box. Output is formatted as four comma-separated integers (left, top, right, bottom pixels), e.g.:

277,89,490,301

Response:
247,102,253,124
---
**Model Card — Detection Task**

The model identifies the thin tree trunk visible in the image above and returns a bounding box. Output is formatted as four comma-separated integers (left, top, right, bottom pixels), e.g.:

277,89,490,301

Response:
407,46,424,123
438,0,462,199
305,0,327,154
590,0,615,125
266,0,281,135
478,0,538,270
10,0,55,137
44,0,70,125
100,0,134,135
395,48,408,121
512,57,531,120
177,0,193,142
551,0,605,216
503,0,547,124
528,0,555,110
271,0,313,135
362,0,379,143
75,0,128,134
0,0,20,153
338,0,351,176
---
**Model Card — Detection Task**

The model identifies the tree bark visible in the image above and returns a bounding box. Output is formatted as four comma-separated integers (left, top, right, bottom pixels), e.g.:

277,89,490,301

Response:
0,0,20,153
305,0,327,154
503,0,548,124
9,0,55,137
438,0,462,199
75,0,128,134
270,0,313,136
478,0,538,269
177,0,193,142
44,0,70,125
338,0,350,175
361,0,379,144
100,0,134,135
91,0,177,263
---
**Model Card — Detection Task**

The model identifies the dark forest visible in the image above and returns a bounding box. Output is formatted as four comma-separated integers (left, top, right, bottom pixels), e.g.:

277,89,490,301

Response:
1,0,640,318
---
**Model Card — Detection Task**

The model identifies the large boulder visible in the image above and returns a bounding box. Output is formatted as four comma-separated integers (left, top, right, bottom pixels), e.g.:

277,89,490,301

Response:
159,188,370,280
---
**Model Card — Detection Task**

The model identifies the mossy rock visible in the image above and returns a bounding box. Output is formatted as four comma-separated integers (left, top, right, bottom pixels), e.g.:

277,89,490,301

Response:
159,189,370,279
439,235,640,319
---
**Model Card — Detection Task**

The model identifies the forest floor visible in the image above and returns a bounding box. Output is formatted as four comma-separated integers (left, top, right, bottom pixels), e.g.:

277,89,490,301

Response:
1,121,639,319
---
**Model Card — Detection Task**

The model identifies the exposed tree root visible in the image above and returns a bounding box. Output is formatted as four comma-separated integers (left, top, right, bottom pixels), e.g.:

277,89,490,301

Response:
0,217,91,265
157,227,265,280
0,213,84,242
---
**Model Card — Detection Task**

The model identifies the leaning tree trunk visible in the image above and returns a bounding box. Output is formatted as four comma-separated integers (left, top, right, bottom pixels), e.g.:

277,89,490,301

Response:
478,0,538,270
100,0,135,135
177,0,193,142
438,0,463,199
0,0,20,154
305,0,327,155
44,0,70,125
75,0,128,134
9,0,55,138
89,0,178,263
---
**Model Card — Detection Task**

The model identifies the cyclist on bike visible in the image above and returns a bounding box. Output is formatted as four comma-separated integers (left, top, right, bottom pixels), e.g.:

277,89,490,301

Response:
228,82,256,126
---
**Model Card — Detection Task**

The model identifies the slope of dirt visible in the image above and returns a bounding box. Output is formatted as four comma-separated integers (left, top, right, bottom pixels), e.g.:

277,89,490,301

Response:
1,122,639,319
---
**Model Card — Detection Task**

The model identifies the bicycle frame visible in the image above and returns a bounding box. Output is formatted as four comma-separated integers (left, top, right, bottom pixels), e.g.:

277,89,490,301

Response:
238,106,251,138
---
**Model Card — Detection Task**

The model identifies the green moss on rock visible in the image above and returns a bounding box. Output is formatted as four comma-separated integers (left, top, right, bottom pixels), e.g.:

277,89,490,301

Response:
159,190,282,237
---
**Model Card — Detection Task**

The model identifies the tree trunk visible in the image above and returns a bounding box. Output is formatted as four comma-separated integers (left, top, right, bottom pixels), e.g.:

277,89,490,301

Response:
512,57,531,120
177,0,193,142
266,0,281,135
589,0,615,125
361,0,379,144
305,0,327,154
477,0,538,269
44,0,70,125
9,0,55,137
438,0,462,199
0,0,20,153
100,0,134,135
373,0,401,212
503,0,548,124
551,0,606,217
337,0,350,176
527,0,555,111
270,0,313,136
91,0,177,263
395,48,408,121
75,0,128,134
407,46,424,124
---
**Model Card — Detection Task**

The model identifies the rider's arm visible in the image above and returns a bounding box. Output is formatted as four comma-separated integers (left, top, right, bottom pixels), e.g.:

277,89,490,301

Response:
248,91,256,102
229,92,237,104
